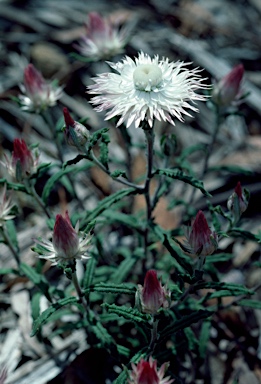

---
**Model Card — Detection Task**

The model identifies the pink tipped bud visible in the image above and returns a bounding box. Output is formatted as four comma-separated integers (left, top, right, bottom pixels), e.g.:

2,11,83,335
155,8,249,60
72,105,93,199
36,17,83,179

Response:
24,64,46,96
227,182,249,222
20,64,63,112
212,64,244,106
53,211,80,260
128,357,174,384
11,139,37,181
75,11,128,60
136,270,170,315
63,108,89,147
185,211,218,256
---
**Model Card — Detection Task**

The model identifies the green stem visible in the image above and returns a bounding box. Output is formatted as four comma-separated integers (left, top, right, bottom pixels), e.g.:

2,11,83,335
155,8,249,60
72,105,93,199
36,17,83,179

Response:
72,271,88,311
1,226,20,267
26,180,51,219
90,150,143,191
143,128,154,222
148,316,159,354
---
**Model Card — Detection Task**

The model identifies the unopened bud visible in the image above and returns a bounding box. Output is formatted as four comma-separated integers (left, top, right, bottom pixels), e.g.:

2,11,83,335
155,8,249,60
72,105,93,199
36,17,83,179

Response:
212,64,244,106
63,107,89,147
184,210,218,256
136,270,170,315
227,182,249,223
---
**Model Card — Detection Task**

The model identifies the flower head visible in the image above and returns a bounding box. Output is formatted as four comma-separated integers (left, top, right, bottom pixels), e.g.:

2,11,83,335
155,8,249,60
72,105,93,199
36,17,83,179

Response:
19,64,63,112
212,64,244,106
2,138,39,181
184,210,218,256
75,12,128,60
34,211,91,265
136,270,170,315
227,182,249,223
87,52,209,128
63,107,90,147
0,185,16,227
128,357,174,384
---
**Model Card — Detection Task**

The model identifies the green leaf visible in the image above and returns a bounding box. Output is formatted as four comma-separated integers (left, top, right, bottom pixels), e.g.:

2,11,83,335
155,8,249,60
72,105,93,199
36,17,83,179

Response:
31,292,42,321
92,320,113,346
205,253,234,264
178,144,206,162
155,168,211,197
0,178,27,193
228,228,259,242
111,170,128,179
0,268,19,275
85,282,136,295
20,262,52,302
161,310,212,340
111,257,137,284
194,281,253,296
83,188,136,223
102,210,142,231
5,220,18,252
102,303,149,324
31,296,78,336
42,164,92,204
199,318,211,358
208,165,254,175
236,299,261,310
163,234,193,275
30,162,53,180
83,257,97,290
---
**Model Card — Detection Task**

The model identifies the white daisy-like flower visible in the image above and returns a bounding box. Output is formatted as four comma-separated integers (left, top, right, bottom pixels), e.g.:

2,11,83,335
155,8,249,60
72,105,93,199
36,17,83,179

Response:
87,52,209,128
34,211,91,266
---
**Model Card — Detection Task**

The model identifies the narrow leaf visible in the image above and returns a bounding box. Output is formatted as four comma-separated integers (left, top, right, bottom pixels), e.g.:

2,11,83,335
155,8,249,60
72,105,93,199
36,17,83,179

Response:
102,303,149,324
20,262,52,302
83,257,97,290
236,299,261,310
85,282,136,295
31,296,78,336
83,188,136,223
155,168,211,197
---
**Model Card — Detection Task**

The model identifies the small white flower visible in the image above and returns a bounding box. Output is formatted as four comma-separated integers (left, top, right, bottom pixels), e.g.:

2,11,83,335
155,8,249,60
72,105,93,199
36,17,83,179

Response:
87,52,209,128
34,211,91,266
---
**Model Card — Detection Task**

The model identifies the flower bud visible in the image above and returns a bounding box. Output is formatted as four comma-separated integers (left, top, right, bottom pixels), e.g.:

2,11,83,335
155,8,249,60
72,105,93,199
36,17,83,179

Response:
75,12,128,60
128,357,174,384
2,139,39,181
63,107,89,147
34,210,92,265
136,270,170,315
227,182,249,223
212,64,244,106
19,64,63,112
185,210,218,256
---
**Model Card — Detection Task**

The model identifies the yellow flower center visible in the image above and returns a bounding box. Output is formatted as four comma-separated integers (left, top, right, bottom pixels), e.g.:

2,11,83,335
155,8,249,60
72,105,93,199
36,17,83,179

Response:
133,64,163,92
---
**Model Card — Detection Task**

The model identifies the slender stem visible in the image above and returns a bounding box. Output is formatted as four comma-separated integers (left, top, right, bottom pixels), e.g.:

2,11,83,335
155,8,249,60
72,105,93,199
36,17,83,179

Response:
25,180,51,219
143,128,154,222
90,150,143,191
148,316,159,354
72,271,88,311
1,226,20,267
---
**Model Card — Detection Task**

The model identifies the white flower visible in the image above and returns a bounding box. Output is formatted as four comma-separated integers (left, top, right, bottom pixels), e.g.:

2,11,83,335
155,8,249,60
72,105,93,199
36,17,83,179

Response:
34,211,91,266
87,52,209,128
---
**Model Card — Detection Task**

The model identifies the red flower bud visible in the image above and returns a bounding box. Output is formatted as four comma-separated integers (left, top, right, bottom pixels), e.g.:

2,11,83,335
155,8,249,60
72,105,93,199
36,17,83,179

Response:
212,64,244,106
185,211,218,256
128,357,174,384
63,108,89,147
53,211,80,260
227,182,249,223
136,270,170,315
